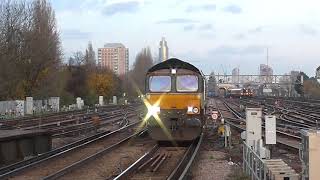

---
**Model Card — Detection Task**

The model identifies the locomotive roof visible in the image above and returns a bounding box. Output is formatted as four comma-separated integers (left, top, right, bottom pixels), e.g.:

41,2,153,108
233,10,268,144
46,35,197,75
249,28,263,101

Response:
148,58,201,74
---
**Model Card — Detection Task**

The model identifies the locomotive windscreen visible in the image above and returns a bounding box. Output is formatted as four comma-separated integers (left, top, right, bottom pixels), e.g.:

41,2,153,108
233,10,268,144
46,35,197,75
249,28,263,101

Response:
177,75,198,92
149,76,171,92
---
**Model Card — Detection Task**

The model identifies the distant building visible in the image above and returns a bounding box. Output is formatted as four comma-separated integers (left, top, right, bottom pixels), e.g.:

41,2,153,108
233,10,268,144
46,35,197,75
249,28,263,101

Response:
98,43,129,76
259,64,273,83
260,64,273,76
232,68,240,84
159,37,169,62
290,71,300,80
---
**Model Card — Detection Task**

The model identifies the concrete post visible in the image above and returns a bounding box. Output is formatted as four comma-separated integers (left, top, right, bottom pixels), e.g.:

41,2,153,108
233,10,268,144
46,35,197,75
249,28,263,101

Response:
99,96,104,106
25,97,33,115
76,97,82,110
49,97,60,112
113,96,117,105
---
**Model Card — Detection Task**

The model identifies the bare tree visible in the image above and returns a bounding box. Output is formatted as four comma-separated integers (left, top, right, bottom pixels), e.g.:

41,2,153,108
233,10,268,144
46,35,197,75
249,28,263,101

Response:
129,47,153,95
0,0,62,99
24,0,62,97
0,0,33,99
69,51,85,66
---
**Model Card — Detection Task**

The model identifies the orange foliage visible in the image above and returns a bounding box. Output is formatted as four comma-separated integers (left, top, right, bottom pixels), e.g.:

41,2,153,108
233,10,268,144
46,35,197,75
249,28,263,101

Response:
87,72,114,97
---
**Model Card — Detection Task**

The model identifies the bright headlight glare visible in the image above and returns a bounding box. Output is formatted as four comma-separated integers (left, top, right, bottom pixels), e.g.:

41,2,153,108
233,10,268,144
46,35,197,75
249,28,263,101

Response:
187,106,193,113
149,105,160,115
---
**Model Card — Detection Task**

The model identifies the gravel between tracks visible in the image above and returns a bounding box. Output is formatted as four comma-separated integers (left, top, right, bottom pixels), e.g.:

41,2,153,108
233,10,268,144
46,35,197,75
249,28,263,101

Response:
129,147,187,180
51,118,130,149
192,150,231,180
61,137,155,180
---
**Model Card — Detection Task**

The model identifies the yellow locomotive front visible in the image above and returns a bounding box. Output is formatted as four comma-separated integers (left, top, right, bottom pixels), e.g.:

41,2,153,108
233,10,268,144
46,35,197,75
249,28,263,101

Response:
144,58,205,142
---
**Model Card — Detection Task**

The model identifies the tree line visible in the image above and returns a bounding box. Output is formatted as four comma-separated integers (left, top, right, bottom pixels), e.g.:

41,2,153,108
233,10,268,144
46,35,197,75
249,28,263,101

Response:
0,0,61,100
0,0,154,105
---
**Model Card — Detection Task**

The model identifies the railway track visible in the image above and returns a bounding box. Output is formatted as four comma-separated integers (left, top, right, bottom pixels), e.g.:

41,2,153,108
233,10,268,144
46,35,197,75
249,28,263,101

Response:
113,133,203,180
241,98,320,131
0,117,143,179
214,98,300,150
3,105,134,129
51,109,138,138
2,106,141,140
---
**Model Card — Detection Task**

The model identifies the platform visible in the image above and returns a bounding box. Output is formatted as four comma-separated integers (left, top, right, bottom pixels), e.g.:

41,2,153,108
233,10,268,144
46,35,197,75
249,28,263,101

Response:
0,129,52,165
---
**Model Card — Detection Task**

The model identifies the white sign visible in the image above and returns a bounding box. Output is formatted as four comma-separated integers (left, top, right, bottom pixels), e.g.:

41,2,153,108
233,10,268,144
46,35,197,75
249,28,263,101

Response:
211,114,218,120
263,89,272,93
265,115,276,144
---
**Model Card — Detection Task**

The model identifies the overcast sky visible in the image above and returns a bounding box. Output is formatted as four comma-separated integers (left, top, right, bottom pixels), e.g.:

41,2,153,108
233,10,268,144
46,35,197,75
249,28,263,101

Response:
51,0,319,76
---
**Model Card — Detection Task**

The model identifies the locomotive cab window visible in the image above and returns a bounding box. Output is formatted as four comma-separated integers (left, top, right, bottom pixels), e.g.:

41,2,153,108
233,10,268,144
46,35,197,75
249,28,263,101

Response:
176,75,198,92
149,76,171,92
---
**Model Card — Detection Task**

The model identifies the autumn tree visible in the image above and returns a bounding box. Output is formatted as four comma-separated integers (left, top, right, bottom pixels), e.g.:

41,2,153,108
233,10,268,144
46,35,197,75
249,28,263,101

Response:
304,78,320,98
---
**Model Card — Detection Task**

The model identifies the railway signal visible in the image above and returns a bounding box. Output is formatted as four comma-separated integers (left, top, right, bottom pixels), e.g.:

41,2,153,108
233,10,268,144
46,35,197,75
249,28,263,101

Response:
211,111,219,124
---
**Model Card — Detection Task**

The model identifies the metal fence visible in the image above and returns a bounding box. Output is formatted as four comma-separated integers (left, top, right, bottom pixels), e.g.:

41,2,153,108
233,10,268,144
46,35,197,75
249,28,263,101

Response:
243,141,266,180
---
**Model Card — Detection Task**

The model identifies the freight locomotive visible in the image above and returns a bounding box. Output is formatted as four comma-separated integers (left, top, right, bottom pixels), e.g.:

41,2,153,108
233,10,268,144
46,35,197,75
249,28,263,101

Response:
144,58,205,142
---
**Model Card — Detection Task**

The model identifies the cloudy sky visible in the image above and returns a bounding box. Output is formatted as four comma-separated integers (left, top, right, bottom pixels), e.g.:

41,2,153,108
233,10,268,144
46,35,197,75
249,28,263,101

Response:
51,0,319,76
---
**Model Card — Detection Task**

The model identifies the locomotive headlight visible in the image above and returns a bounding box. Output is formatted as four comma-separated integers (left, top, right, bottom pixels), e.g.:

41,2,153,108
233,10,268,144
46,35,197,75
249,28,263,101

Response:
193,107,199,114
187,106,199,114
148,105,160,116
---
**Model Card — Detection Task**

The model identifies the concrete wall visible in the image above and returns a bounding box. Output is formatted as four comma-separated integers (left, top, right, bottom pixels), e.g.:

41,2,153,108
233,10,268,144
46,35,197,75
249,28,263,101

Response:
0,97,60,118
0,134,52,165
0,101,25,118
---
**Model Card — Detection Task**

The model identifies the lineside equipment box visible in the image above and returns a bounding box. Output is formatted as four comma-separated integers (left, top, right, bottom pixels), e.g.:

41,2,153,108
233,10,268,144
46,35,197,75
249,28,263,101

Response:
300,129,320,180
245,108,262,149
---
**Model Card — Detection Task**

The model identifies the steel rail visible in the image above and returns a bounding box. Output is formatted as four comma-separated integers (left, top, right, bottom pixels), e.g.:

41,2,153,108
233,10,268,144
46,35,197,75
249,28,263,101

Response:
217,98,300,150
43,129,147,180
0,120,140,179
52,112,136,138
167,133,204,180
112,145,159,180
